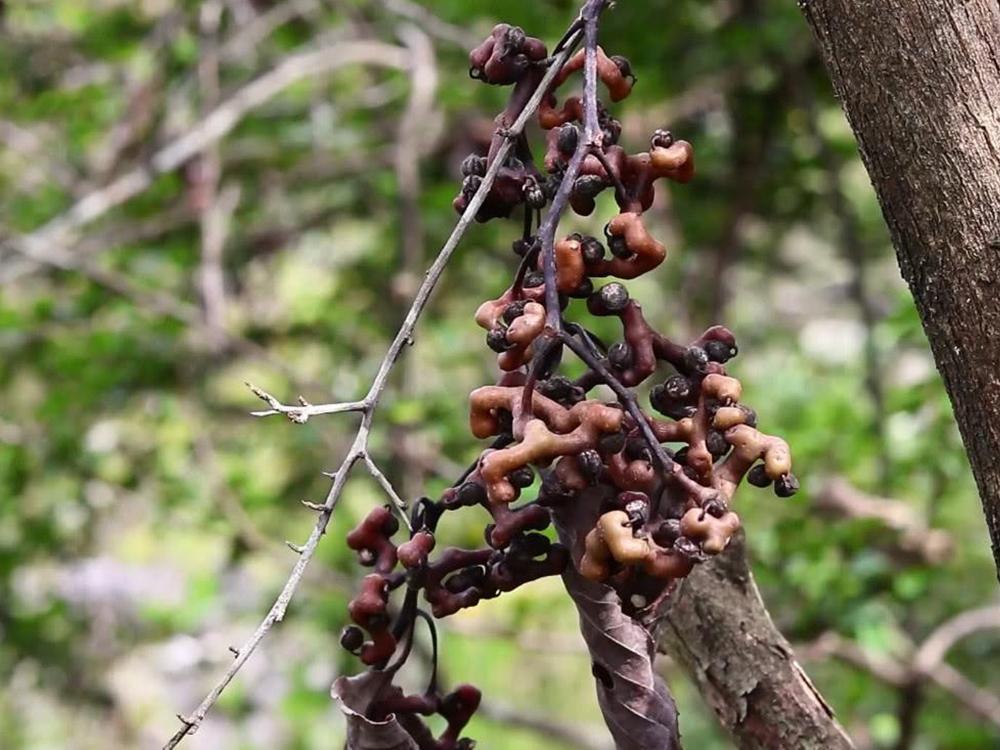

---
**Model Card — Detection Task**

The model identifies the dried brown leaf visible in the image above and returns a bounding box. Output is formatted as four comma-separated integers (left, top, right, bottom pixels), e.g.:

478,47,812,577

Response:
552,486,683,750
332,671,419,750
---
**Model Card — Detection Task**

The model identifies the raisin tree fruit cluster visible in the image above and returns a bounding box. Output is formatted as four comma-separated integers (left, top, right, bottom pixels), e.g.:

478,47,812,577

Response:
337,20,798,749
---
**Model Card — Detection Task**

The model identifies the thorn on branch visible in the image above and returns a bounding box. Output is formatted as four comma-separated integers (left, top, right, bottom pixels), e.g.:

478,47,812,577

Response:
286,540,305,554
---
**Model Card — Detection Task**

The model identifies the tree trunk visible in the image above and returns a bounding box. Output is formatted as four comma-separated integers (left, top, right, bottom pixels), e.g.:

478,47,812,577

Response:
659,534,855,749
799,0,1000,578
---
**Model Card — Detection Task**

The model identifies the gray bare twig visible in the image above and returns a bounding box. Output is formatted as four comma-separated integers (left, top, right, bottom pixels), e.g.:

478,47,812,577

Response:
163,21,589,748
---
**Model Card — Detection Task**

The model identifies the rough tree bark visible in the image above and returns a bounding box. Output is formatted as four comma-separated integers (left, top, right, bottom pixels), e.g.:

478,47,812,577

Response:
659,535,854,749
799,1,1000,578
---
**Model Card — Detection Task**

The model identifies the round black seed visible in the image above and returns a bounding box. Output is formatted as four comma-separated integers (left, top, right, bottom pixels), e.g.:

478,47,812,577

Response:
608,233,630,259
774,473,800,498
570,277,594,299
502,300,528,324
610,54,633,80
597,282,629,312
578,449,604,481
517,532,551,557
598,429,627,455
511,238,532,257
608,341,634,370
461,154,487,177
487,327,511,353
573,174,606,199
707,430,730,459
340,626,365,652
524,183,546,209
457,481,487,505
624,437,650,462
664,374,691,400
509,465,535,488
652,518,681,547
603,118,622,145
651,128,674,149
462,174,482,196
503,25,525,53
445,566,486,593
581,236,606,263
557,123,579,154
705,339,738,363
683,346,710,374
747,464,772,488
523,271,544,288
538,377,580,404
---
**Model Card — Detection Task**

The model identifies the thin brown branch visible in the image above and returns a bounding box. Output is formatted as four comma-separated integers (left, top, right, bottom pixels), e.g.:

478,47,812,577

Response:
928,663,1000,728
394,24,438,283
0,203,195,286
1,235,288,371
814,477,954,565
219,0,323,62
2,40,410,266
799,608,1000,732
393,23,439,500
198,181,239,339
913,605,1000,675
196,2,235,351
383,0,478,49
538,0,609,332
798,632,910,686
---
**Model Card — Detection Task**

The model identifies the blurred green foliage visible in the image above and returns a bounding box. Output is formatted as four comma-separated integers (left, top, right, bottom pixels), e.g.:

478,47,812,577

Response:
0,1,997,749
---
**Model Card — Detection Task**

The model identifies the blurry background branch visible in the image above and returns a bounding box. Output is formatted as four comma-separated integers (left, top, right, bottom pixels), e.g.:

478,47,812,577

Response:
800,604,1000,731
1,39,410,281
814,478,954,566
